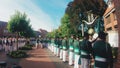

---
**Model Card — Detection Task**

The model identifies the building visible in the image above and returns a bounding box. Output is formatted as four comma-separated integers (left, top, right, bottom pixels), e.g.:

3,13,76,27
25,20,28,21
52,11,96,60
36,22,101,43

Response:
38,29,48,38
103,0,118,47
0,21,15,37
0,21,8,37
113,0,120,67
34,31,41,37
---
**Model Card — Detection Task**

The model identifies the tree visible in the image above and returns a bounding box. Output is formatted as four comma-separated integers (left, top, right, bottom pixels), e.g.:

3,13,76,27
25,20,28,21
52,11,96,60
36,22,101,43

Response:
20,26,35,38
47,14,74,38
59,14,72,37
7,11,31,50
65,0,107,35
48,0,107,38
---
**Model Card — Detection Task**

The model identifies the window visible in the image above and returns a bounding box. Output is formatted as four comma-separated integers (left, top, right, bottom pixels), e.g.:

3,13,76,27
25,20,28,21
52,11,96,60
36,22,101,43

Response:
107,27,112,31
108,1,112,8
113,11,117,20
106,15,111,24
4,29,8,33
114,25,118,29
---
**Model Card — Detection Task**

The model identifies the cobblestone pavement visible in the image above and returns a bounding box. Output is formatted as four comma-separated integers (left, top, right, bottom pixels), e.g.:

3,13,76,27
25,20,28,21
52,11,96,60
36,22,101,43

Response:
0,47,74,68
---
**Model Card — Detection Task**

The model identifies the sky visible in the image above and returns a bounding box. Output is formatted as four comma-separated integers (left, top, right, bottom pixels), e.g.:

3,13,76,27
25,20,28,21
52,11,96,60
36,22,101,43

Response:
0,0,108,32
0,0,71,32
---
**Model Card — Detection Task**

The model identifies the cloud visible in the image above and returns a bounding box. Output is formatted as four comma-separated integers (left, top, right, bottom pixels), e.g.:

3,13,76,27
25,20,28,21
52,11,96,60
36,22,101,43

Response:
0,0,55,32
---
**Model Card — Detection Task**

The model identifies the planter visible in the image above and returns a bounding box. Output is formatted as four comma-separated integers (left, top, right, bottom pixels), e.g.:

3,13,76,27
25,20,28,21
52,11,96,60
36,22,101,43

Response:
8,50,28,58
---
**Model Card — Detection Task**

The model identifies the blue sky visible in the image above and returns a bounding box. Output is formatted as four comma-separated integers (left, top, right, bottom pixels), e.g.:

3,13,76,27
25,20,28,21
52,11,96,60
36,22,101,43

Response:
0,0,107,32
0,0,71,32
32,0,72,30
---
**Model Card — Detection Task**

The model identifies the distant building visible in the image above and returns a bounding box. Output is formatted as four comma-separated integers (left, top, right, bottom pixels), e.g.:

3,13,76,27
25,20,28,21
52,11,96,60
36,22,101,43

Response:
34,31,41,37
35,29,48,38
0,21,15,37
103,0,118,47
0,21,8,37
38,29,48,38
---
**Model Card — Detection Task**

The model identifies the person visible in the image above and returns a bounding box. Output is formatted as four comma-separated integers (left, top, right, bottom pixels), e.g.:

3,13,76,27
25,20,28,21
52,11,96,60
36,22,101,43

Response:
4,37,10,54
54,37,58,56
9,38,13,52
90,33,98,46
56,37,60,57
62,36,68,62
47,38,51,50
68,35,74,65
53,38,57,55
78,37,83,68
51,38,55,53
80,32,93,68
93,31,113,68
36,38,39,49
59,37,63,59
73,36,81,68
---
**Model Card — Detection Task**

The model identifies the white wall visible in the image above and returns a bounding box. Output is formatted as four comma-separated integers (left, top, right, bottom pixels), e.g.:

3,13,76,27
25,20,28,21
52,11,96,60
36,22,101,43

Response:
108,31,119,47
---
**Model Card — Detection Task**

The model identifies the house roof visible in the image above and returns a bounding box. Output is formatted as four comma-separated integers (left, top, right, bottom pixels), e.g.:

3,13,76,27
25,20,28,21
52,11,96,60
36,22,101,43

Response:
104,2,115,17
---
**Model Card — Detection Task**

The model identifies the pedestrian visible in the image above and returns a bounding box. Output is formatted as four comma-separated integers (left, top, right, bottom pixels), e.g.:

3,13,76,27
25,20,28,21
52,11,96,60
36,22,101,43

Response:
54,37,58,56
36,38,39,49
78,38,83,68
39,38,43,48
59,37,63,59
62,36,68,62
56,37,60,57
81,32,93,68
68,35,74,65
89,33,98,46
53,38,57,55
51,38,55,53
9,38,13,52
12,37,16,51
93,31,113,68
49,38,53,51
47,38,51,50
74,36,81,68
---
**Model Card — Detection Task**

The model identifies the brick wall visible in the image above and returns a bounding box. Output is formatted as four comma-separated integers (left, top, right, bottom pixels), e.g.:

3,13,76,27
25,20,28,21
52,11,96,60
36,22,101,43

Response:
113,0,120,68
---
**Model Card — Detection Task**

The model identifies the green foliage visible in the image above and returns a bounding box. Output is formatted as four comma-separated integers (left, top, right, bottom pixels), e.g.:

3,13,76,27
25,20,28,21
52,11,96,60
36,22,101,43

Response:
59,14,72,37
8,50,28,58
47,14,70,38
7,11,35,38
7,11,30,33
47,0,107,38
66,0,107,17
20,26,35,38
65,0,107,34
19,45,33,50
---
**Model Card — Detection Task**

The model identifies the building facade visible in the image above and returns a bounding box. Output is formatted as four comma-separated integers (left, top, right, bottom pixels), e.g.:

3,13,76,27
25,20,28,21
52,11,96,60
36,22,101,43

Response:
0,21,8,37
113,0,120,67
38,29,48,38
103,0,118,47
0,21,15,37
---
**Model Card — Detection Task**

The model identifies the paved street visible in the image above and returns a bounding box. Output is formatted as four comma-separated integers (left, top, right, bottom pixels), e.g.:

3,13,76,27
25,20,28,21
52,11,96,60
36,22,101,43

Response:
0,47,73,68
